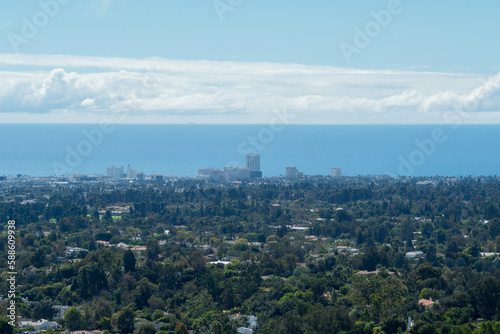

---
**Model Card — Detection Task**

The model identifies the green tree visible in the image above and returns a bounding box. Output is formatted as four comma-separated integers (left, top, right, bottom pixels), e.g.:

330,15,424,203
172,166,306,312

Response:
30,248,48,268
474,276,500,320
152,309,164,321
97,317,112,331
212,320,223,334
31,300,56,321
381,315,406,334
0,317,13,334
113,308,135,334
185,290,215,319
478,321,500,334
410,320,436,334
104,210,113,221
92,297,112,322
135,322,157,334
412,263,443,290
124,249,136,272
64,307,84,331
425,244,436,263
305,305,351,333
419,288,441,301
146,240,160,260
77,262,108,299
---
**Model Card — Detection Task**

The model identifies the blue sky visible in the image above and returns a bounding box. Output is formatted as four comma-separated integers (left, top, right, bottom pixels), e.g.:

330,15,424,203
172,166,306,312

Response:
0,0,499,123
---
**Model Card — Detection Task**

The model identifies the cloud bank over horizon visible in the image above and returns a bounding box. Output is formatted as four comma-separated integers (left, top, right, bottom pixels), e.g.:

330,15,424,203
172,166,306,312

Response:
1,53,500,124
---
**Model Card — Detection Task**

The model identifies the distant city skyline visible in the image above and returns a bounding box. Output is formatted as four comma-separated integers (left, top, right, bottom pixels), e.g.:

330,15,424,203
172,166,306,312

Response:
108,155,339,182
1,124,497,178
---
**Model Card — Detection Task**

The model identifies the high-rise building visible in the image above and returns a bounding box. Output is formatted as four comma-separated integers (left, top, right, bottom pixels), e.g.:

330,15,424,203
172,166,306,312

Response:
127,165,138,179
286,166,298,180
247,154,262,178
330,167,342,178
107,166,124,179
224,166,251,182
246,154,261,172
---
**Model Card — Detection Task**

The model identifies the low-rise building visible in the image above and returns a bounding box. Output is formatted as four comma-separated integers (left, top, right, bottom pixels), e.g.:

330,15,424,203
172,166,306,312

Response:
248,315,258,330
406,251,424,259
418,298,436,308
20,318,58,331
237,328,253,334
66,246,89,256
224,166,251,182
22,265,37,275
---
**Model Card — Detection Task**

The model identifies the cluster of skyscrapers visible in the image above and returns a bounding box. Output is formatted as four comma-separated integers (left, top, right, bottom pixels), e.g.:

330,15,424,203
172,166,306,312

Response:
198,153,263,182
199,154,342,182
106,155,342,182
107,165,144,180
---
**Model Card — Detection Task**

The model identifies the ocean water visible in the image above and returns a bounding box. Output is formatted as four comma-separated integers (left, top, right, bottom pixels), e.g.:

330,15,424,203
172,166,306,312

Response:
0,124,499,177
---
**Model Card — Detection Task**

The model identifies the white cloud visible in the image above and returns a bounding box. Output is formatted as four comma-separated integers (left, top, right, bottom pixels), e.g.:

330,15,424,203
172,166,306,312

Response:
0,53,499,124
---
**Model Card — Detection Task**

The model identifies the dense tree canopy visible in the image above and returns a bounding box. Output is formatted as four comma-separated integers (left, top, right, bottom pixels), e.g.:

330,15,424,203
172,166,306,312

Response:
1,176,500,333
